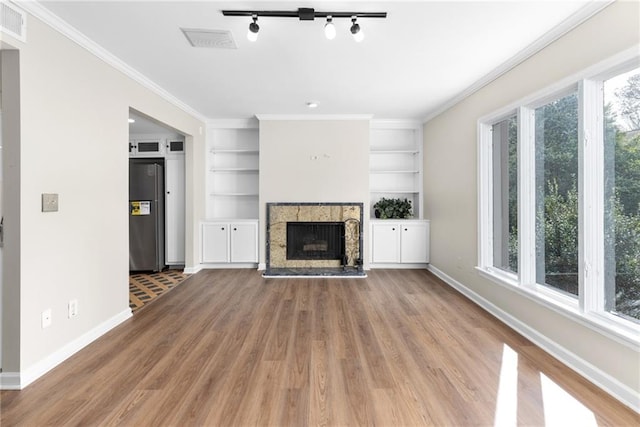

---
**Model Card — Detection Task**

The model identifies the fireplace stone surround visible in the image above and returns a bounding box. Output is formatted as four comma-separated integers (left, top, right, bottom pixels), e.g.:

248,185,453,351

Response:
265,202,365,277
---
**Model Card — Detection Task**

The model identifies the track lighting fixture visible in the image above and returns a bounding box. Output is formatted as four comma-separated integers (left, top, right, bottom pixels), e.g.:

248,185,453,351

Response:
350,16,364,42
324,16,336,40
247,14,259,42
223,8,386,42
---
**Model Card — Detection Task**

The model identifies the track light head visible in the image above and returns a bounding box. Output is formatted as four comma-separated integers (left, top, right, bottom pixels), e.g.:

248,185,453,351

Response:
247,15,259,42
324,16,336,40
350,17,364,42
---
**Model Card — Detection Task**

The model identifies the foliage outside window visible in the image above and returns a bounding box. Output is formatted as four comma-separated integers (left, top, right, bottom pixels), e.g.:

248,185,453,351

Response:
603,68,640,321
479,59,640,332
534,93,579,296
492,116,518,273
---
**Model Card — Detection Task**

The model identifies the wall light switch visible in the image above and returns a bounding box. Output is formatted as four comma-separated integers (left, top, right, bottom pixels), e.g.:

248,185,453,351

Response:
42,193,59,212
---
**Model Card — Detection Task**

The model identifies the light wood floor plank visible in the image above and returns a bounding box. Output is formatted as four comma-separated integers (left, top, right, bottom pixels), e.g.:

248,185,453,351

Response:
2,269,638,426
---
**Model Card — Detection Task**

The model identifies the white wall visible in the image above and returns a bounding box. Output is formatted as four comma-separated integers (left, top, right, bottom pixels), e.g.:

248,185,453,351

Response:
1,10,205,384
423,1,639,408
258,118,370,265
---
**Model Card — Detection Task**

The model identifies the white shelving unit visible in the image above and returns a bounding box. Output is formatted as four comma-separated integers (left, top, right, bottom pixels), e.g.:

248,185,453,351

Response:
370,121,423,219
206,122,259,219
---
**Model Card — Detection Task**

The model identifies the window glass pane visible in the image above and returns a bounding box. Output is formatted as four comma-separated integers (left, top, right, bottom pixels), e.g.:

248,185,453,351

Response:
604,67,640,322
535,92,579,296
492,116,518,273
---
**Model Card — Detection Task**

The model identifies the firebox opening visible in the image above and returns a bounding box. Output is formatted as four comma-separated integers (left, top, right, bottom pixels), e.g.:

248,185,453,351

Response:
286,222,345,261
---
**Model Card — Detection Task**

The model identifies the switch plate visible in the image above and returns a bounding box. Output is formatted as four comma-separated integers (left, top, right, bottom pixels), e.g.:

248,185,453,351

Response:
42,193,59,212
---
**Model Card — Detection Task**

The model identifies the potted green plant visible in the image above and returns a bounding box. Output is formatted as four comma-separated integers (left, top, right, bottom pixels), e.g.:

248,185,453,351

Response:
373,197,413,219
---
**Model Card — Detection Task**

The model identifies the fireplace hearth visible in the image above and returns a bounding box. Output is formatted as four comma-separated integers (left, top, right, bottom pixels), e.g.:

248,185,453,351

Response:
265,202,365,277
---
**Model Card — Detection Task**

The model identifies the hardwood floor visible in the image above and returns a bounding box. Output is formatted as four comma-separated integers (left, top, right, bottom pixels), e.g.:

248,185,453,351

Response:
2,269,638,426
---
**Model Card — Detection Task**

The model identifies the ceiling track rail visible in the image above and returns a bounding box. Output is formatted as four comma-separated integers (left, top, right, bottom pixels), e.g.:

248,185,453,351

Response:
222,8,387,20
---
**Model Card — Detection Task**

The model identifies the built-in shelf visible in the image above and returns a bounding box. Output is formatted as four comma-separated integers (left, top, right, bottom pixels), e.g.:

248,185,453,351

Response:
370,150,419,155
370,121,423,219
370,190,420,194
207,125,260,219
370,170,420,174
210,193,259,197
210,149,259,154
210,168,259,173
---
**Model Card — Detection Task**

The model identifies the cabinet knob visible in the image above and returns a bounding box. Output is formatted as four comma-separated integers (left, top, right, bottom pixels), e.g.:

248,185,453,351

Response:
221,227,225,230
404,228,408,231
392,228,396,231
233,228,237,231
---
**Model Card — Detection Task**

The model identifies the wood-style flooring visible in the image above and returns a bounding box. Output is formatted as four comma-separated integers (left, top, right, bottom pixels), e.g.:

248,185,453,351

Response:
1,269,638,426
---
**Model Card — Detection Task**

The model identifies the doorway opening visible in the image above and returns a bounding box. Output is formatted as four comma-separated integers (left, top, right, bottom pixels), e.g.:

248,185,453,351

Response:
128,109,187,311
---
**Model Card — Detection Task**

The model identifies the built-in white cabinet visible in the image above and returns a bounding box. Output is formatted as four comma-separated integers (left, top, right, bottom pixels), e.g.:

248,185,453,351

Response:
370,121,423,219
165,156,185,265
201,220,258,264
129,139,165,157
207,122,259,219
370,220,429,266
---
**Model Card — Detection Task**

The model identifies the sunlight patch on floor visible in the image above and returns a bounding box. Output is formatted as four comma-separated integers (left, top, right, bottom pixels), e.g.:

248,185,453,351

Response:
540,372,598,427
494,344,519,427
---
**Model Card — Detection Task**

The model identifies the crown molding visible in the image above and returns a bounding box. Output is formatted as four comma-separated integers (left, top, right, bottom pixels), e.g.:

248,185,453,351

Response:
256,114,373,121
19,0,208,124
207,118,259,129
423,0,615,123
370,119,422,129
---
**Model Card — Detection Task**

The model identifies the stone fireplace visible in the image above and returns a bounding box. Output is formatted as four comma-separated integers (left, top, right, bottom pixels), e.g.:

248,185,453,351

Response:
265,202,364,276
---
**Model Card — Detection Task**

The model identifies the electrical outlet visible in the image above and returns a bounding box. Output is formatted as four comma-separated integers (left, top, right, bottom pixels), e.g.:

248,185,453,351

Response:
68,299,78,318
42,309,52,328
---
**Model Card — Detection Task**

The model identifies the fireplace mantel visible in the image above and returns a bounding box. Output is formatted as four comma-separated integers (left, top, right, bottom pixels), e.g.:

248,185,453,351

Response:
265,202,365,277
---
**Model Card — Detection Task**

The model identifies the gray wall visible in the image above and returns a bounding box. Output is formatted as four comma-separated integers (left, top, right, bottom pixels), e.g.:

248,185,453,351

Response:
423,1,639,406
1,11,205,381
258,118,370,266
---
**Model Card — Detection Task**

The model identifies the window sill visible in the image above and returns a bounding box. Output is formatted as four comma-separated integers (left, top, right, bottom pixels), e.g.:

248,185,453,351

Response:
476,266,640,350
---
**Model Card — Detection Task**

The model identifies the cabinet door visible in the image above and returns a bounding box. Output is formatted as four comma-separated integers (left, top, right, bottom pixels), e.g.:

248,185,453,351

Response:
202,223,229,263
165,157,185,264
230,222,258,262
371,223,400,263
400,223,429,263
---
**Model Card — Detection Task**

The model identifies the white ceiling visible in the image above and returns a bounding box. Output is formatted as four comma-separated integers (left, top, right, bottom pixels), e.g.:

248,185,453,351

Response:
37,0,599,121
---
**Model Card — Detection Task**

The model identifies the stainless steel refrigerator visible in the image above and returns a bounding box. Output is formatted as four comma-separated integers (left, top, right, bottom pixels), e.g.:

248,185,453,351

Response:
129,158,165,272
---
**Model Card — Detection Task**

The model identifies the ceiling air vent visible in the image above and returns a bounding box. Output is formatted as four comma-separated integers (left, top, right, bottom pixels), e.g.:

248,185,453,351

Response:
181,28,237,49
1,0,26,42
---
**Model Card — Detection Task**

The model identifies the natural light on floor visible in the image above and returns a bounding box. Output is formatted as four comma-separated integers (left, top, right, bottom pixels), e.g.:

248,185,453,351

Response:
540,373,597,427
494,344,519,427
494,344,598,427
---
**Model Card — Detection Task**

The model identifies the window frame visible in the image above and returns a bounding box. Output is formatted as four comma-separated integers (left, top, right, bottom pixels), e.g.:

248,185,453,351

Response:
477,47,640,348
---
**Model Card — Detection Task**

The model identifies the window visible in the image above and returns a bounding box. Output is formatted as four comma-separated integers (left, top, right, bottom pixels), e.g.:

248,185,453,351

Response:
478,56,640,342
534,93,579,296
603,67,640,322
492,115,518,273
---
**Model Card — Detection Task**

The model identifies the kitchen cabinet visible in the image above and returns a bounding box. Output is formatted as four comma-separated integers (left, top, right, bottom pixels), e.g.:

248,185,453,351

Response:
165,156,185,265
201,220,258,264
370,220,429,266
129,139,165,157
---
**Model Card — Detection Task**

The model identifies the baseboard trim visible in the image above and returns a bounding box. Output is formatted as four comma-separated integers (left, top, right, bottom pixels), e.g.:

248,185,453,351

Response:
199,263,259,269
9,309,132,390
369,263,429,269
427,264,640,414
0,372,21,390
183,264,203,275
